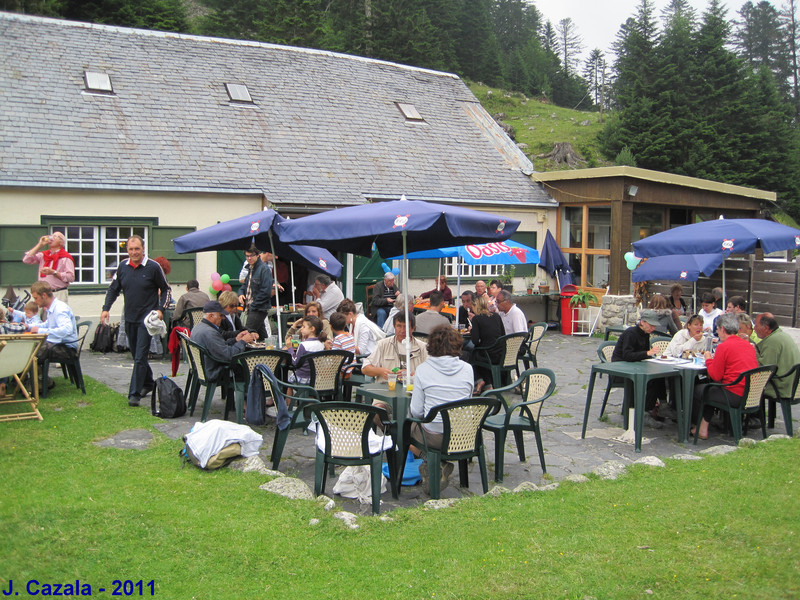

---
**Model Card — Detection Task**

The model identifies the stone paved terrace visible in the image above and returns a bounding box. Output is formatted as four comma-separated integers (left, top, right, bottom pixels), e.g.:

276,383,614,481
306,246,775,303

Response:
73,331,795,514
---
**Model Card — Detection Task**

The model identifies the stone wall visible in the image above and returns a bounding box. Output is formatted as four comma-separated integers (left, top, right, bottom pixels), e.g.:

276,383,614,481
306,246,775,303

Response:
599,295,638,332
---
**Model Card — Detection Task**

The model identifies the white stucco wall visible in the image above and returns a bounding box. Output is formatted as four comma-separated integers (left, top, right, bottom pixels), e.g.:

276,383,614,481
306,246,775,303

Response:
5,187,261,323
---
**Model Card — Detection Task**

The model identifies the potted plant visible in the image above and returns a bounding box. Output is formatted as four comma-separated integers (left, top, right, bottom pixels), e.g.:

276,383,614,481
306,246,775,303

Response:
568,289,599,308
525,276,536,295
500,266,515,292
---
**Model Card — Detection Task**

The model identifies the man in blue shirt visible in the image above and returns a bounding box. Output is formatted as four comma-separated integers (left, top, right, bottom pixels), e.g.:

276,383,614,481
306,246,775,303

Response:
30,281,78,389
101,235,169,406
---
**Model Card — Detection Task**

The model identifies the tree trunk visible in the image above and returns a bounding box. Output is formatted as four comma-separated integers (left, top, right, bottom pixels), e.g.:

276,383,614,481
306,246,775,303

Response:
536,142,586,168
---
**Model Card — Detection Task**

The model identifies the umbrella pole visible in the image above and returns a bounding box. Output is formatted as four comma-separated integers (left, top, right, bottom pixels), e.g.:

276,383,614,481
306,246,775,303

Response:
403,230,411,387
290,263,296,312
268,230,282,343
455,256,461,329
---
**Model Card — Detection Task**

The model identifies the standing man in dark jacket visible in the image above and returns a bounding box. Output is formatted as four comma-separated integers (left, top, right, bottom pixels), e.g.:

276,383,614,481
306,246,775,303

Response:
101,235,169,407
238,245,272,341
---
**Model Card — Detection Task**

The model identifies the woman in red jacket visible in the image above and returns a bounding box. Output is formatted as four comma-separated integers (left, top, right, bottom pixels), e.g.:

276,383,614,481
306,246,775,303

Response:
692,312,757,439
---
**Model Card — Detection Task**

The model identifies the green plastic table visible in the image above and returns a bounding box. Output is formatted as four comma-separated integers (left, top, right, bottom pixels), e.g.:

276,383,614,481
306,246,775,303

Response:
355,382,412,496
582,361,680,452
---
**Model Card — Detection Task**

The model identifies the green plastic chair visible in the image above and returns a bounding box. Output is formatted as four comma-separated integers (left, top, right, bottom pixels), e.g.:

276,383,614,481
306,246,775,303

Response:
481,368,556,482
649,336,672,355
472,332,528,389
694,364,776,445
596,341,624,419
231,349,292,422
761,362,800,436
294,349,354,402
183,337,237,423
267,376,320,471
402,397,500,499
519,322,548,370
303,402,397,514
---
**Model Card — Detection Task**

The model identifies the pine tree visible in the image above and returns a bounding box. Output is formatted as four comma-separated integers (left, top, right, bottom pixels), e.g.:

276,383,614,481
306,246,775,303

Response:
555,17,583,77
734,1,793,100
583,48,606,107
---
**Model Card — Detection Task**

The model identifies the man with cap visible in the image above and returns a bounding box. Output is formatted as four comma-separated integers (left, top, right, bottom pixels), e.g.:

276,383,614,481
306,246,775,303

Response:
191,300,257,384
370,271,401,327
611,309,663,425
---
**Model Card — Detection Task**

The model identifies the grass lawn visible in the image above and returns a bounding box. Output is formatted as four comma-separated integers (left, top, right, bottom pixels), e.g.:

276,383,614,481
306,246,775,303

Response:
2,377,798,599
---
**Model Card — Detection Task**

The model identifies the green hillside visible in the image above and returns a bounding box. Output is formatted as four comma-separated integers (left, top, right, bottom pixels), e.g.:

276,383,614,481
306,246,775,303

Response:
467,81,611,172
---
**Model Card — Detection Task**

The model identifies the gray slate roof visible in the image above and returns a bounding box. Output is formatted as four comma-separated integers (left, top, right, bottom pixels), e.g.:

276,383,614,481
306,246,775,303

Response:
0,12,554,209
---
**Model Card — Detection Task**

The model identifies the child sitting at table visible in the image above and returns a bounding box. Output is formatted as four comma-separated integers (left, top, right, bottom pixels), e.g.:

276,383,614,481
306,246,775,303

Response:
8,301,42,328
330,312,355,353
287,315,326,384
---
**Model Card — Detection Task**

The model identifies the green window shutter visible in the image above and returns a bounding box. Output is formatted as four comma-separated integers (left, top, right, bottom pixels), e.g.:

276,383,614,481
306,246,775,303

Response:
0,225,47,287
217,250,246,285
408,258,440,278
512,231,538,277
151,226,196,284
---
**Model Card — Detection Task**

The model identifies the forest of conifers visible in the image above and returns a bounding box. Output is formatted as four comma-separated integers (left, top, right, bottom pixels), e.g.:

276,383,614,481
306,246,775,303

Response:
5,0,800,219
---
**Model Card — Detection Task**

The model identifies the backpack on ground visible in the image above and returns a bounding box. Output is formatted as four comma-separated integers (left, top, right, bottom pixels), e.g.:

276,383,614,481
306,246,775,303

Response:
180,442,241,470
90,322,117,353
151,374,186,419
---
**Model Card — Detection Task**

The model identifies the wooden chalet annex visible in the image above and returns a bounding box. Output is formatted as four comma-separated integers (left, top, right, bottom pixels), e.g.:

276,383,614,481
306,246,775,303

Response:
0,12,555,318
532,167,778,296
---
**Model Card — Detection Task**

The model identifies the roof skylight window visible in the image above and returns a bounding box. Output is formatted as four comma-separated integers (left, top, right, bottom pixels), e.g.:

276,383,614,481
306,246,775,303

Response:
84,71,113,94
396,102,424,122
226,83,253,103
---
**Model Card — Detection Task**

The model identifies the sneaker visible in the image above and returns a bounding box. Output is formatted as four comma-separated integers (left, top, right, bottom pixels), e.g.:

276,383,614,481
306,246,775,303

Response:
657,404,678,421
265,405,278,418
440,461,454,491
128,396,140,407
643,414,663,429
419,461,430,494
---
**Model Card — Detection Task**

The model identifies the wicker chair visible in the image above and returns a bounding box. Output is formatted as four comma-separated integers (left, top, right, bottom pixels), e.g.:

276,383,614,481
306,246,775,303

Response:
649,336,672,356
761,363,800,436
183,337,237,423
472,332,528,389
303,402,396,514
519,321,548,370
294,349,353,401
481,368,556,482
231,349,292,423
694,365,776,444
401,397,500,499
595,341,625,419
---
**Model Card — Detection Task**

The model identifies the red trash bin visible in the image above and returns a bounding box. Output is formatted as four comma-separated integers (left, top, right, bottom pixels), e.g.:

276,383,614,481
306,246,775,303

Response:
560,284,579,335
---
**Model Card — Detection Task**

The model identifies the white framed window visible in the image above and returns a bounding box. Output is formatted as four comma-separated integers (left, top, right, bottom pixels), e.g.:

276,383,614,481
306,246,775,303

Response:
53,225,147,285
442,258,503,279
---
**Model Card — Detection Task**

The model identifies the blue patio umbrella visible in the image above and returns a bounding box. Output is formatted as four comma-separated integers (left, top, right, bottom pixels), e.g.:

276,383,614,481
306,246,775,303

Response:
276,198,520,259
173,209,343,341
631,253,725,283
277,197,521,383
538,229,573,289
172,209,342,278
633,218,800,258
632,218,800,304
391,240,539,265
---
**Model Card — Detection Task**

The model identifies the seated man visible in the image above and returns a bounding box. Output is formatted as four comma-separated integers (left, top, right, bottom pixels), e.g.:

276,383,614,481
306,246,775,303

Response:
611,309,662,424
496,289,527,334
361,312,428,384
190,301,257,383
172,279,210,326
458,290,475,329
311,274,344,319
28,281,78,389
370,272,400,328
414,290,450,335
755,312,800,399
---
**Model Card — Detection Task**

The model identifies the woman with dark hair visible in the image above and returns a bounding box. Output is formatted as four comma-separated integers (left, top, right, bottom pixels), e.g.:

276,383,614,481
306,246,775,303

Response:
648,294,681,335
410,324,474,490
665,314,706,357
470,294,505,393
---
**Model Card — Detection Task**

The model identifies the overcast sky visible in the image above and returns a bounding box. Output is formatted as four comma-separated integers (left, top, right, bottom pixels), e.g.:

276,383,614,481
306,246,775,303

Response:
534,0,768,62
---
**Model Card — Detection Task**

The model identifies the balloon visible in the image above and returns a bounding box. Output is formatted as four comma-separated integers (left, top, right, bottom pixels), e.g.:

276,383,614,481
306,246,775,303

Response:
211,280,224,291
220,274,230,284
223,283,233,292
624,252,642,271
381,262,390,273
209,285,217,296
391,267,401,276
210,272,221,281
